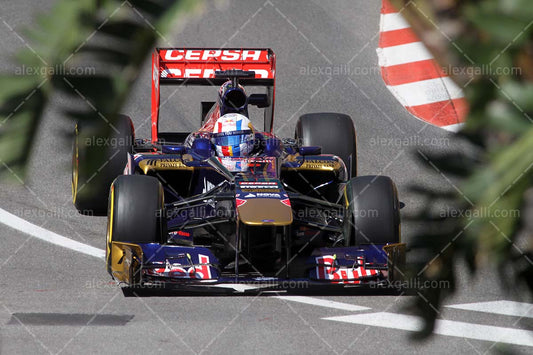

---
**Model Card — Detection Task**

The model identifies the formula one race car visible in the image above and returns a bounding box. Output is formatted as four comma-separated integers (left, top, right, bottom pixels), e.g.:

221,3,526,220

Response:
72,48,405,292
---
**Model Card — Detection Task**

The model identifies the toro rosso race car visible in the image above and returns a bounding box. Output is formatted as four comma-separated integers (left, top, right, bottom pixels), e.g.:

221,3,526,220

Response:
72,48,406,292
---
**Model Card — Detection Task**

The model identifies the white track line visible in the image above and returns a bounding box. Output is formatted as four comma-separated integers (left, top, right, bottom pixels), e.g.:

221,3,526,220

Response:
447,300,533,319
377,42,434,67
324,312,533,347
0,208,105,259
380,13,410,32
275,296,371,312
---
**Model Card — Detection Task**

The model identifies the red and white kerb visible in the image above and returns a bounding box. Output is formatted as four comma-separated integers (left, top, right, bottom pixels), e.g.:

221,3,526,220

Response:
377,0,468,132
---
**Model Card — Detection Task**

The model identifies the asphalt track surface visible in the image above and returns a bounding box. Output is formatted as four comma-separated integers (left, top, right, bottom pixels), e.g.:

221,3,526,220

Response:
1,1,532,354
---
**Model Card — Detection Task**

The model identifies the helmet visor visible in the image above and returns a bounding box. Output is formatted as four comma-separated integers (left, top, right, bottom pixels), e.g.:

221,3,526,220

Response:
213,132,254,147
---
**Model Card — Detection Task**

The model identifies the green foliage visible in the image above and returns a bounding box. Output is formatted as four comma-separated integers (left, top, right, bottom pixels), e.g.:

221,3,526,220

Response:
393,0,533,338
0,0,200,179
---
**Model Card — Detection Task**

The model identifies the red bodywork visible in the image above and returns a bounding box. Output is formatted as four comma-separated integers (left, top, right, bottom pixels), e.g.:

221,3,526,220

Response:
151,48,276,143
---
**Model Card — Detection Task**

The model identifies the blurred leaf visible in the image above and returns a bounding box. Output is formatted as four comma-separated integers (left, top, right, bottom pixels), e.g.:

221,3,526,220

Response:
500,0,533,18
96,21,144,40
0,85,47,179
498,81,533,112
486,101,531,134
464,128,533,200
466,8,532,45
0,0,202,179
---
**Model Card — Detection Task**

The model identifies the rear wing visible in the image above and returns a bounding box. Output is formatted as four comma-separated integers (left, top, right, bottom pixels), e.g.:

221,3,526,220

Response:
154,48,275,85
151,48,276,141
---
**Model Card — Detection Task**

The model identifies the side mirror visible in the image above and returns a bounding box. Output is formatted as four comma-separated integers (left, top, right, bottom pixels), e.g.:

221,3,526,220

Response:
299,146,322,156
247,94,270,108
191,138,212,160
162,145,186,154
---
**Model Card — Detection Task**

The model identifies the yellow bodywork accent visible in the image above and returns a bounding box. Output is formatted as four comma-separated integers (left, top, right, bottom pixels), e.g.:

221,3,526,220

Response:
382,243,406,254
297,159,341,172
138,158,193,174
281,159,342,173
383,243,406,266
343,185,350,207
382,243,406,282
109,242,143,284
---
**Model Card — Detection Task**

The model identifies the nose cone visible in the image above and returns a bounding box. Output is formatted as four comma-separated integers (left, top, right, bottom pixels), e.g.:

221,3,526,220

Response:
236,197,292,226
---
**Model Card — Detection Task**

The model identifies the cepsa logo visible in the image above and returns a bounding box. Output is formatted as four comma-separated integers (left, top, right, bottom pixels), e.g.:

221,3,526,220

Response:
159,50,273,78
162,49,266,61
161,67,271,79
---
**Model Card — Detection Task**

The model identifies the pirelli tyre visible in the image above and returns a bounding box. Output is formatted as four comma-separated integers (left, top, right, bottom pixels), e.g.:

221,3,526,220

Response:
295,112,357,178
72,114,134,215
106,175,164,274
344,175,400,246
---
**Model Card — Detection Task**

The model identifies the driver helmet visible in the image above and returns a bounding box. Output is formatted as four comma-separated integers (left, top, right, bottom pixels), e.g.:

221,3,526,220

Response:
212,113,255,157
218,80,247,115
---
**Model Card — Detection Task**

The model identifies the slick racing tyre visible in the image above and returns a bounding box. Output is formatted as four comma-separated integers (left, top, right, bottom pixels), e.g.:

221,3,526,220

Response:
345,175,400,245
72,114,134,215
295,112,357,178
106,175,164,274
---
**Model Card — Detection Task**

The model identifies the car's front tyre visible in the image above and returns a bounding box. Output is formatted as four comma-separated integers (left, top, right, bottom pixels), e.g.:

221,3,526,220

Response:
106,175,164,275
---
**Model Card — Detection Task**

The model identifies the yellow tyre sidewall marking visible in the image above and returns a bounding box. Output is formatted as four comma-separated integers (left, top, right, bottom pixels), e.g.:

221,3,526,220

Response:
106,184,115,267
72,124,79,204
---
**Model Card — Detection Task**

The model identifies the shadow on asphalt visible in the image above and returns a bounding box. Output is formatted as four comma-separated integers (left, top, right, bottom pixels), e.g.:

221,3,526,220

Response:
121,285,414,297
8,313,134,326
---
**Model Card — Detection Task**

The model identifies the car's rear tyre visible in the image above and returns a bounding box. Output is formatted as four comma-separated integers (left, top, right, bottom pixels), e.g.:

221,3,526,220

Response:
345,175,400,245
106,175,164,274
295,112,357,178
72,114,134,215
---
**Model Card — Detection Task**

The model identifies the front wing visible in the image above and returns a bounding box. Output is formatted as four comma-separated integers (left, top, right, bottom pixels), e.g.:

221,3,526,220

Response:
109,241,406,293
